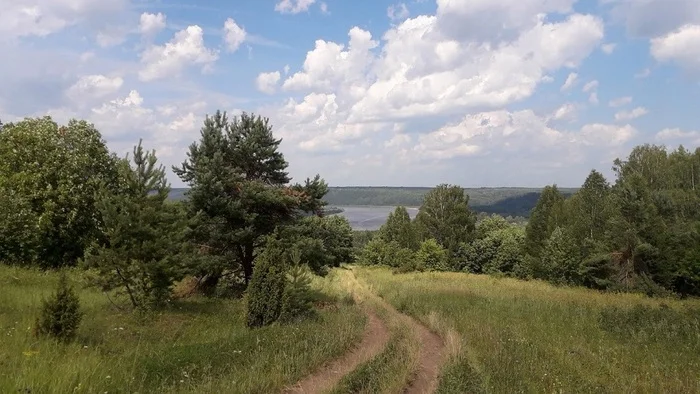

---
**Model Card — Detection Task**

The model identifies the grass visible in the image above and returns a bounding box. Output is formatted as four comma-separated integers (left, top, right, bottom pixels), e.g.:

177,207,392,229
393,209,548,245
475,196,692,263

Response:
355,266,700,394
330,268,420,394
0,266,366,394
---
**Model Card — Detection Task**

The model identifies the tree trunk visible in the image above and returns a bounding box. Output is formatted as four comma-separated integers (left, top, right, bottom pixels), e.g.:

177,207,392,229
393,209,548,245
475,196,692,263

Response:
242,246,255,286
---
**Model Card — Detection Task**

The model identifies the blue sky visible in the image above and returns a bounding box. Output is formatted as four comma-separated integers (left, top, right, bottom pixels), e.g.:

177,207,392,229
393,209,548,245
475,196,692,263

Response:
1,0,699,188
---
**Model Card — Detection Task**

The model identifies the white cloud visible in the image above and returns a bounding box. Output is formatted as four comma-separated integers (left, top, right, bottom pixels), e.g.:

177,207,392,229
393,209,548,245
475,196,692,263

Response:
615,106,648,121
589,92,599,105
561,72,579,91
283,65,290,75
388,3,410,22
601,43,616,54
551,103,577,121
351,13,604,122
319,2,329,14
223,18,247,52
609,96,632,107
650,24,700,70
0,0,129,40
582,80,598,92
275,0,316,14
139,12,166,37
409,110,634,162
282,27,378,92
256,71,282,94
577,123,636,146
66,74,123,102
139,25,219,81
656,127,700,143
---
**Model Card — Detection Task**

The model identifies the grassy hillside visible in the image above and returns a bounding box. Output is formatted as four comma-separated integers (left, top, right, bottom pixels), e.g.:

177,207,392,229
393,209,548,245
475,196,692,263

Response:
355,266,700,393
0,266,365,394
170,187,578,217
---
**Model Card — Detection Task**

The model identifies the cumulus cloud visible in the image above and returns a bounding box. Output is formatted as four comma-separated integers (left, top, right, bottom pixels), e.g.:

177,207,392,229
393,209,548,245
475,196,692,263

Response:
139,12,166,37
224,18,247,52
561,72,579,91
656,127,700,143
66,74,123,102
139,25,219,81
634,68,651,79
551,103,577,121
256,71,281,94
615,106,648,121
650,24,700,70
275,0,316,14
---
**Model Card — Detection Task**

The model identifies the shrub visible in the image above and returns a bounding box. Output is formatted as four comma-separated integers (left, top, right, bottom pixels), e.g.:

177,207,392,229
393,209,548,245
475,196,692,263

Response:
416,239,449,271
245,238,287,328
34,272,83,341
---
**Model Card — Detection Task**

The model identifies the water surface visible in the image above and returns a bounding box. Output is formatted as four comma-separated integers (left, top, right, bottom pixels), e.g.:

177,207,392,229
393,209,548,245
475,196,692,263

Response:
333,206,419,230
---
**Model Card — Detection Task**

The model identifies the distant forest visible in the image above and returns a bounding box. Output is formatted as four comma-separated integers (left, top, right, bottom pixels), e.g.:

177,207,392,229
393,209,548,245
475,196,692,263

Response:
170,187,578,217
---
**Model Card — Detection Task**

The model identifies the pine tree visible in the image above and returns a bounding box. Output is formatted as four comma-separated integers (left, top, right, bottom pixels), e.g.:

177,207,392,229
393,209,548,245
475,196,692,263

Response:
174,111,327,289
84,140,186,310
35,272,83,341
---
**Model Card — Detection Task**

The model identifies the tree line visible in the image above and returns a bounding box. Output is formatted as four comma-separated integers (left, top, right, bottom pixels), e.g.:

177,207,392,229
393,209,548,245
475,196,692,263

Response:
322,186,577,217
359,145,700,297
0,113,354,331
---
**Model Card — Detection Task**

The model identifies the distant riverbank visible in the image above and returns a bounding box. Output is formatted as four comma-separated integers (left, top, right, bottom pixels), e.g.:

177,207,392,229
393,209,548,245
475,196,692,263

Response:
330,206,419,230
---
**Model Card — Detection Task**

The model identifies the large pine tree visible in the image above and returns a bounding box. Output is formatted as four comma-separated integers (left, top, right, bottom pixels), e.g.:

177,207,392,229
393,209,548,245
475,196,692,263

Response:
174,111,326,288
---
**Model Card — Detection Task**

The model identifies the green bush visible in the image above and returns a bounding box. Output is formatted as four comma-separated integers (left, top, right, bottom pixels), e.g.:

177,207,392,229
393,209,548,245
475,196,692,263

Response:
34,272,83,341
245,240,287,328
416,239,449,271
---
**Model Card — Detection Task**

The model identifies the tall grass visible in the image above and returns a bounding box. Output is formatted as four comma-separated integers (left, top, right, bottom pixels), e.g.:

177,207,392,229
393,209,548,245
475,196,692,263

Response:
355,266,700,393
0,266,365,394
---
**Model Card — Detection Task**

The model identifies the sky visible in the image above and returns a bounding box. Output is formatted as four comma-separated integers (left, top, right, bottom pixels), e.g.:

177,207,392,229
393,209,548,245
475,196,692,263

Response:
1,0,699,188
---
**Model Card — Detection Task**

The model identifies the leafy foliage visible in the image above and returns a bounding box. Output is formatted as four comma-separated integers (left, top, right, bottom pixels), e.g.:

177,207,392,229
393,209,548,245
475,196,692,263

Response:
34,273,83,341
0,117,119,268
415,184,476,255
415,239,449,271
379,206,418,250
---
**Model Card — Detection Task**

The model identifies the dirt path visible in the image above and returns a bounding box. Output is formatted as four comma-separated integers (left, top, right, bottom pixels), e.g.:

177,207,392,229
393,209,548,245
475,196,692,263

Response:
402,317,444,394
283,268,446,394
282,309,390,394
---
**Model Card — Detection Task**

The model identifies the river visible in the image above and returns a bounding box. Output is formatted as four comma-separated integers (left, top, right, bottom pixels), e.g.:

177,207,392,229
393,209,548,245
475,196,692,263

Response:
332,206,419,231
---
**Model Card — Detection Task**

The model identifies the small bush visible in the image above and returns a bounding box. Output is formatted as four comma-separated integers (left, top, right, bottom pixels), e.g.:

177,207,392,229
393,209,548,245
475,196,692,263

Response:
34,272,83,341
